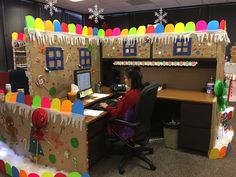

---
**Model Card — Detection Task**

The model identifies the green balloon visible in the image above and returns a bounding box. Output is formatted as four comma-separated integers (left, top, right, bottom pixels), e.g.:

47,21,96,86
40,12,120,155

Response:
214,80,224,97
68,172,81,177
49,87,56,96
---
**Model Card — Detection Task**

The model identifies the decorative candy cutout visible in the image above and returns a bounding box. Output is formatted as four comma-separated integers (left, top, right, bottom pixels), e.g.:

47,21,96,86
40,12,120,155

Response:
0,160,5,173
146,25,155,33
12,32,18,41
207,20,219,30
129,27,137,35
10,93,18,103
71,138,79,148
25,15,35,29
49,87,56,96
51,98,61,111
5,162,12,176
219,146,226,157
32,95,41,108
137,26,146,35
98,29,105,37
35,18,45,31
5,92,12,102
68,24,76,33
112,27,121,36
12,166,19,177
121,29,128,36
185,21,195,32
105,29,112,36
155,24,164,33
209,149,220,159
61,23,68,32
93,27,98,36
88,27,93,36
196,20,207,31
45,20,54,32
42,97,51,108
24,95,33,106
68,172,81,177
61,100,72,113
219,20,226,30
164,24,174,32
19,170,27,177
49,154,56,164
226,143,231,155
54,20,61,32
42,172,54,177
16,92,24,104
55,173,67,177
82,26,88,36
76,24,82,34
88,44,92,52
82,172,90,177
28,173,40,177
72,100,84,115
18,33,24,41
174,22,185,32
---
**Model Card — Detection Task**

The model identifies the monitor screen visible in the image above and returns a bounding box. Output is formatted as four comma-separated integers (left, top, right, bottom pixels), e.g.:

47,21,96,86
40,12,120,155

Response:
74,70,92,92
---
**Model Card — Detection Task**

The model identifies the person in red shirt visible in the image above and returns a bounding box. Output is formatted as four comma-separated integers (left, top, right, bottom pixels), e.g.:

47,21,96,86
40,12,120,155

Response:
100,66,142,136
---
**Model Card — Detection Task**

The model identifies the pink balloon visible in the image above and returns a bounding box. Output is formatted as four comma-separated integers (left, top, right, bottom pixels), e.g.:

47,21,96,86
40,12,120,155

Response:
76,24,82,34
18,33,24,40
112,27,121,36
42,97,51,108
196,20,207,31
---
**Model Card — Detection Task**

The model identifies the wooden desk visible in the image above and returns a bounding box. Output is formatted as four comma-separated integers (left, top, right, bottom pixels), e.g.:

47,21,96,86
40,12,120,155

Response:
156,88,217,153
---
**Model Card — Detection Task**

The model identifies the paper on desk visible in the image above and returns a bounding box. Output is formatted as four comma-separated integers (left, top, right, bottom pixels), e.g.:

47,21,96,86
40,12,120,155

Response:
92,93,110,98
84,109,104,117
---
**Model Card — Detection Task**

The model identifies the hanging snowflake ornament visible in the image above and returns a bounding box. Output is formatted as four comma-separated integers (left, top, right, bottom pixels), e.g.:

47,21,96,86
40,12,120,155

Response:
44,0,58,16
154,8,167,24
88,4,104,23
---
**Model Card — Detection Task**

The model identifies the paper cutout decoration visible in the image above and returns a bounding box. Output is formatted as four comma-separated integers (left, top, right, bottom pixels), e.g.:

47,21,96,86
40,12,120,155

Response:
35,18,45,31
82,172,90,177
54,20,62,32
24,95,33,106
209,149,220,159
227,143,231,155
51,98,61,111
82,26,88,36
49,87,56,96
0,160,5,173
16,92,24,103
61,100,72,113
68,24,76,33
55,173,67,177
146,25,155,33
45,20,54,31
196,20,207,31
219,20,226,30
164,24,174,32
185,21,195,32
5,92,12,102
155,24,164,33
112,27,121,36
72,100,84,116
5,162,12,176
32,95,41,108
49,154,56,164
42,97,51,108
137,26,146,35
93,27,98,36
86,27,92,36
129,27,137,35
25,15,35,29
12,166,19,177
68,172,81,177
12,32,18,41
121,29,128,36
207,20,219,30
18,33,24,41
105,29,112,36
98,29,105,37
20,170,27,177
28,173,40,177
61,23,68,32
71,138,79,148
219,146,226,157
174,22,185,32
76,24,82,34
42,172,54,177
10,92,18,103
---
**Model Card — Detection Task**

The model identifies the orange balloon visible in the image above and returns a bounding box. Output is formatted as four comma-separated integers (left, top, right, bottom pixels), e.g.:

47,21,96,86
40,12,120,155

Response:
20,170,27,177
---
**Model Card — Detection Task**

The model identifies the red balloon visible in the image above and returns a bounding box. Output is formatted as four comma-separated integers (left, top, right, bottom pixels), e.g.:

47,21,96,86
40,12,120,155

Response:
32,108,48,140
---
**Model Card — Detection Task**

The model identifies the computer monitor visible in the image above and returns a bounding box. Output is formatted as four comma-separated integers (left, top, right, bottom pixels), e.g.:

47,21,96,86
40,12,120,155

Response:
74,69,93,98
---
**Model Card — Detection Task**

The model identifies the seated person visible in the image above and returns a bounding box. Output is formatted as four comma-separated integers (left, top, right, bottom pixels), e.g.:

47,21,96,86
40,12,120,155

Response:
100,66,142,136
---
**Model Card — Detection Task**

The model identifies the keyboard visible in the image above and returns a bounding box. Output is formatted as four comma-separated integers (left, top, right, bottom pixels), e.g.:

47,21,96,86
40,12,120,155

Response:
90,99,118,110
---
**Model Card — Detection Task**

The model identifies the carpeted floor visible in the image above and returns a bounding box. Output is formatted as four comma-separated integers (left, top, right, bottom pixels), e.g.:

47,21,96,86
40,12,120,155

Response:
89,119,236,177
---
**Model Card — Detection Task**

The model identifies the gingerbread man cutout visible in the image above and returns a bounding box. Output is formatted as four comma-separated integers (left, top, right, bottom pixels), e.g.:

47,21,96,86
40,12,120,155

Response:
5,116,18,143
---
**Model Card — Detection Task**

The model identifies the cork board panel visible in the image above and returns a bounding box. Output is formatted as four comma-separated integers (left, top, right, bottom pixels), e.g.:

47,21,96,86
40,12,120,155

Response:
102,39,150,58
26,33,100,98
153,34,217,59
0,103,88,173
116,67,216,91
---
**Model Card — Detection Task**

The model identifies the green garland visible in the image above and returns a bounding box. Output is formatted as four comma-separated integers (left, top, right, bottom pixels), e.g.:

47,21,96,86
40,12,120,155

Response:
214,80,227,112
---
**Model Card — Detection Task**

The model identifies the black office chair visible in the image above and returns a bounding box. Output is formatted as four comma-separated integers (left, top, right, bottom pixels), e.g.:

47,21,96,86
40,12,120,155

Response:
109,83,158,174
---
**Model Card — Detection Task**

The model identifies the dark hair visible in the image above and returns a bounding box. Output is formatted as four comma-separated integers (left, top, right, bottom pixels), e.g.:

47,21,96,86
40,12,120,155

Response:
124,66,142,90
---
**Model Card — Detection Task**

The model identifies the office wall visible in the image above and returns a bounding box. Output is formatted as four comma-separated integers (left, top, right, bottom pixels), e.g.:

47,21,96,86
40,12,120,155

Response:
0,0,83,71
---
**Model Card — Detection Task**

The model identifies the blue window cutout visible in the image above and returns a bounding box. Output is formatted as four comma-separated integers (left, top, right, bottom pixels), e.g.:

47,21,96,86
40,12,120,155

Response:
173,38,192,56
123,41,137,56
46,47,64,71
79,48,91,68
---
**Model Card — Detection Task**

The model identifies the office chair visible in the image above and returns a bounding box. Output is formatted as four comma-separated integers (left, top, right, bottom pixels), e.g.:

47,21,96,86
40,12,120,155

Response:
109,83,158,174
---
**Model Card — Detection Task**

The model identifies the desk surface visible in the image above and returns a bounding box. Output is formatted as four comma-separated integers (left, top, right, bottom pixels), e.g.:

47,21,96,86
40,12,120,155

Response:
157,88,217,104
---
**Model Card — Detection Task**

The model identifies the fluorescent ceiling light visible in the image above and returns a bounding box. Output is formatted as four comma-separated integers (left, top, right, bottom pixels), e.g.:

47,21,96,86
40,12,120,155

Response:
69,0,84,2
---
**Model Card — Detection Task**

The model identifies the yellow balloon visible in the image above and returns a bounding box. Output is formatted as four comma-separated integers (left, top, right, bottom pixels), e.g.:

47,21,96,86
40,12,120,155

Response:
35,18,45,31
174,22,185,32
5,92,12,102
42,172,54,177
82,26,88,36
51,98,61,111
121,29,128,36
137,25,146,35
12,32,18,41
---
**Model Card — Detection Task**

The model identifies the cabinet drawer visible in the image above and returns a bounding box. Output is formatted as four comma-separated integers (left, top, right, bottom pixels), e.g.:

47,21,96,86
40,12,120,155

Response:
179,126,210,152
181,103,212,128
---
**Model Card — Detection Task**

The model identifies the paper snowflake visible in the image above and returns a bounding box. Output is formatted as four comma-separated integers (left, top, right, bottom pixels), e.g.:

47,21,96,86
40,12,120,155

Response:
88,4,104,23
154,8,167,24
44,0,58,16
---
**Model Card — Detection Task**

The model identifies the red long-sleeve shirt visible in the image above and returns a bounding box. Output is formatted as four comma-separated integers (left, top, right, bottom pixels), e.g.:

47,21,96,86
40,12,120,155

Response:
105,89,141,118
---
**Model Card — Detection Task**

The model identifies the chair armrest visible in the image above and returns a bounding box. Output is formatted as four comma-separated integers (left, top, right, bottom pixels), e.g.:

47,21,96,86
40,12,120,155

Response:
109,118,140,127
